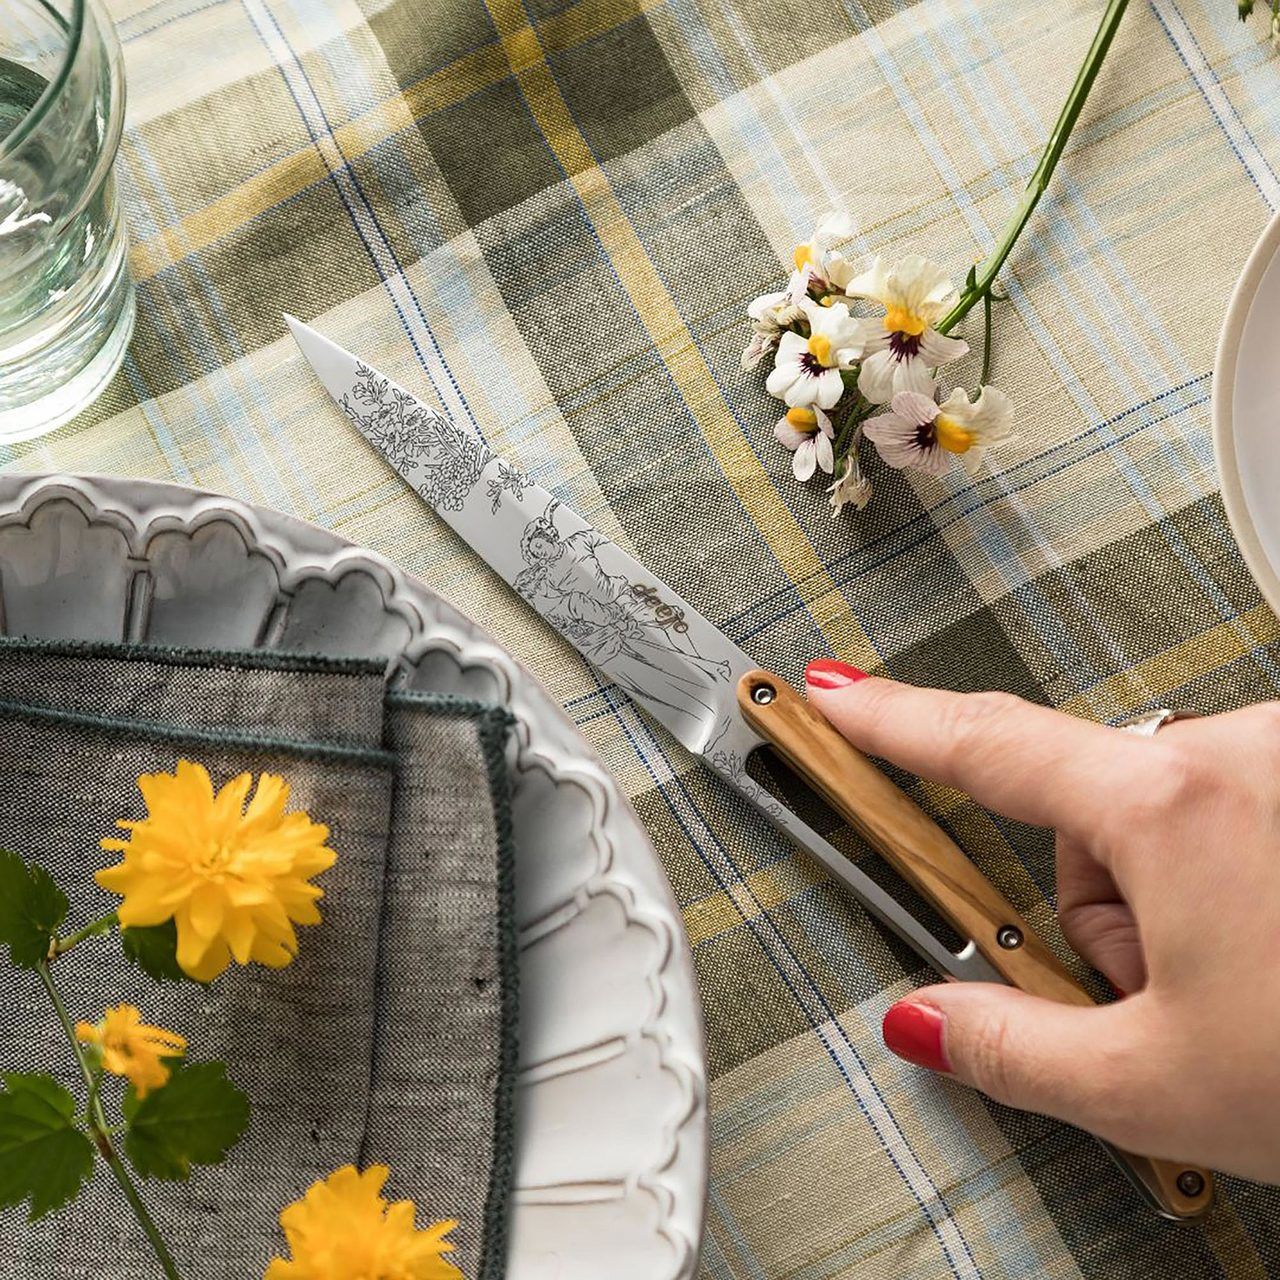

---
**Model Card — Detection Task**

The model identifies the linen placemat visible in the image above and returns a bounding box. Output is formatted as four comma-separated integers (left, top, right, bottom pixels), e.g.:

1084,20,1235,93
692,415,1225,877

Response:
0,701,395,1278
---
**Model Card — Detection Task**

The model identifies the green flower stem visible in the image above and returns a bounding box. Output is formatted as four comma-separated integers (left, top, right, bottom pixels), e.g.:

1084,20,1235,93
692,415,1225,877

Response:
833,390,871,457
935,0,1131,336
52,912,119,957
35,959,183,1280
979,289,994,385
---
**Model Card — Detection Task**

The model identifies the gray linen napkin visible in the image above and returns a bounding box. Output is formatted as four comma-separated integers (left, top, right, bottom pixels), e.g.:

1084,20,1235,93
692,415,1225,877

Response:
363,691,518,1280
0,640,519,1280
0,700,395,1279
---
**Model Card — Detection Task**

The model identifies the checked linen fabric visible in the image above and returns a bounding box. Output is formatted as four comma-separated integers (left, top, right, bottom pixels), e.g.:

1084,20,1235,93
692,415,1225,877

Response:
19,0,1280,1274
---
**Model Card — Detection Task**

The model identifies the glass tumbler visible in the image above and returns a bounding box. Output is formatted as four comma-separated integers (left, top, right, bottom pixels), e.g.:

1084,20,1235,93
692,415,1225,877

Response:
0,0,134,442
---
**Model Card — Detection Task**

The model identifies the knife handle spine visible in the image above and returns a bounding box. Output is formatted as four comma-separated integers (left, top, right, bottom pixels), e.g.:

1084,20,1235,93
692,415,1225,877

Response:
736,669,1214,1221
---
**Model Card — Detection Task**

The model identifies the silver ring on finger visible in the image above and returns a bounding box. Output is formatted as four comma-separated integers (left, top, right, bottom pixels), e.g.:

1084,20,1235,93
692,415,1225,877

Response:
1115,708,1201,738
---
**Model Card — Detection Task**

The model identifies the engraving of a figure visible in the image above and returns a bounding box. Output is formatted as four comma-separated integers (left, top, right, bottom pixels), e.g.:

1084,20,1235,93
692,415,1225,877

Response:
513,501,731,735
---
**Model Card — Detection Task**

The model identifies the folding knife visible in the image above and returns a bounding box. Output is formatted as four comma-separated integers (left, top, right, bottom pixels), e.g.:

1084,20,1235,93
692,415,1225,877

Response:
286,314,1212,1221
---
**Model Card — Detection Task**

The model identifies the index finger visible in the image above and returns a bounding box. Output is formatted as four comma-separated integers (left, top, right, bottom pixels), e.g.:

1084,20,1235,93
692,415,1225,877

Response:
804,660,1141,831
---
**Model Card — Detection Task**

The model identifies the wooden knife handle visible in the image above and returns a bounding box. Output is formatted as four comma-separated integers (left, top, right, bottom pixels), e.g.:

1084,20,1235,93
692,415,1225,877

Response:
737,669,1214,1219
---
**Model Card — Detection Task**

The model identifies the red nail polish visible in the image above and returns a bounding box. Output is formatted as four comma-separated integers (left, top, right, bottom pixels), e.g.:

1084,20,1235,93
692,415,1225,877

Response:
805,658,868,689
882,1000,950,1073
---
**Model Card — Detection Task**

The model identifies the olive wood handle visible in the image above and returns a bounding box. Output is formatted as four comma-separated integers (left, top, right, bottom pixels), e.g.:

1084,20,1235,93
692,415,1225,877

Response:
737,669,1213,1219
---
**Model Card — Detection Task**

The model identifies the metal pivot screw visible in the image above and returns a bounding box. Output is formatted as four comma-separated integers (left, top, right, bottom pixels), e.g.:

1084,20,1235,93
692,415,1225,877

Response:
751,682,776,705
996,925,1024,950
1176,1170,1206,1199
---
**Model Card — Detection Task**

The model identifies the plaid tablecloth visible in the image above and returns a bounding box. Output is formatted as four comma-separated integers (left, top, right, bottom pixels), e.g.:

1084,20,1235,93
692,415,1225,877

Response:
14,0,1280,1274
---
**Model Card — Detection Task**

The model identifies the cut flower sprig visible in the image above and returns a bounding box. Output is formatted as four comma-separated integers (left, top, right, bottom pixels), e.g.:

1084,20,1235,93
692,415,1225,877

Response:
0,760,456,1280
745,0,1131,513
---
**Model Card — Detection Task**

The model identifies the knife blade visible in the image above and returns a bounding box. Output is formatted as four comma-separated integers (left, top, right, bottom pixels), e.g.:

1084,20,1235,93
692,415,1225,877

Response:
282,314,988,983
286,314,1213,1219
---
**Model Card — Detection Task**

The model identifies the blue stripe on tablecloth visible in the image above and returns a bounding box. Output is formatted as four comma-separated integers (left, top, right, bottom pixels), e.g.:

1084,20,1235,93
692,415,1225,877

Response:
241,0,487,441
1153,0,1280,207
118,0,233,42
123,134,309,511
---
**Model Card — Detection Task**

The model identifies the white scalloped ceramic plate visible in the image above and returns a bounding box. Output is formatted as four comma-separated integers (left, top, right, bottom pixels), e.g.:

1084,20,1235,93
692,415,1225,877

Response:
1214,212,1280,614
0,473,707,1280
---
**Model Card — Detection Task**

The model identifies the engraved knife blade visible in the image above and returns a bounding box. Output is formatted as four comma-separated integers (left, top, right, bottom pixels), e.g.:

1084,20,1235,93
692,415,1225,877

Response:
285,314,1000,984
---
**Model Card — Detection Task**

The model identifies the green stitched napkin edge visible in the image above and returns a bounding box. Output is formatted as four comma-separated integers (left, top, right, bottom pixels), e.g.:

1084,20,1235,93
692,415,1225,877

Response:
0,634,387,677
0,697,395,769
384,690,519,1280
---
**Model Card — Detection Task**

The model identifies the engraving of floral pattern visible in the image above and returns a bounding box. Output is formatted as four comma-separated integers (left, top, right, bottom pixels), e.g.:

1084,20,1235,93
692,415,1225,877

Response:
707,751,784,818
341,364,492,511
487,460,529,512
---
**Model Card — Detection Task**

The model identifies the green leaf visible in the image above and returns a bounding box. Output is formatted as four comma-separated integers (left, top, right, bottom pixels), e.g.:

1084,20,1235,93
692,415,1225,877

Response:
0,850,68,968
121,920,189,983
124,1062,249,1181
0,1073,95,1219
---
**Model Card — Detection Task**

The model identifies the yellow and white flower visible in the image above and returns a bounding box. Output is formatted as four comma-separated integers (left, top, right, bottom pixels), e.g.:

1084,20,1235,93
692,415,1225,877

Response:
75,1004,186,1099
97,761,337,983
827,454,872,515
765,301,866,409
792,212,857,295
863,386,1013,476
846,255,970,402
774,405,835,481
741,283,807,370
265,1165,461,1280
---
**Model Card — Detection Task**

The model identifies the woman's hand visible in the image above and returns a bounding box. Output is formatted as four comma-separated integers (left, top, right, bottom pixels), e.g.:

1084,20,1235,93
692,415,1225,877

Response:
805,658,1280,1182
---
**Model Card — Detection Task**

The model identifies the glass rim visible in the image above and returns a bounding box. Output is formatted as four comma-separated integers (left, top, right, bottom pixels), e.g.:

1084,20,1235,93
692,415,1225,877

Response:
0,0,87,162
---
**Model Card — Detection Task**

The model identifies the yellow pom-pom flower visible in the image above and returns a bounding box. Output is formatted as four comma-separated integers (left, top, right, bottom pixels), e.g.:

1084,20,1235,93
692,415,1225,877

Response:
75,1004,186,1098
96,760,337,983
265,1165,461,1280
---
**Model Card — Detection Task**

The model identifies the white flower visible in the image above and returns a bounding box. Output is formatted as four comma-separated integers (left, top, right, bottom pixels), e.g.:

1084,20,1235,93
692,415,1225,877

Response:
863,386,1013,476
846,255,970,402
793,213,857,295
827,454,872,514
765,301,867,409
742,283,808,369
774,405,835,481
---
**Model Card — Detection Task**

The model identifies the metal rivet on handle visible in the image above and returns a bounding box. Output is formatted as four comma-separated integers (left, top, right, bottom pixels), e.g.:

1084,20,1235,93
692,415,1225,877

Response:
996,925,1024,950
751,683,776,705
1176,1171,1206,1199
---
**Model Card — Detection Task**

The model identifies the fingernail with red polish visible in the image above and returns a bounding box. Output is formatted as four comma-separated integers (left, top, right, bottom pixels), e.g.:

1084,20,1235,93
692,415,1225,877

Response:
882,1000,950,1073
805,658,868,690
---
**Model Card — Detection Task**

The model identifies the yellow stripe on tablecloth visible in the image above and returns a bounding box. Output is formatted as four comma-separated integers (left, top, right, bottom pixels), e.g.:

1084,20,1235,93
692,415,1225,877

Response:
127,0,666,282
1062,605,1280,717
683,856,827,946
129,41,511,280
483,0,870,664
537,0,662,53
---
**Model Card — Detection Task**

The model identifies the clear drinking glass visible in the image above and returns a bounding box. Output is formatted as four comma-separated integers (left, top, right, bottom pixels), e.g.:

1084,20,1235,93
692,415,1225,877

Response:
0,0,134,442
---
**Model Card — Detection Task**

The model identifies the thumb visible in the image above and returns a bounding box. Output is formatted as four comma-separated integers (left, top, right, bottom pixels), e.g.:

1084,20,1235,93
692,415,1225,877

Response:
882,984,1156,1145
